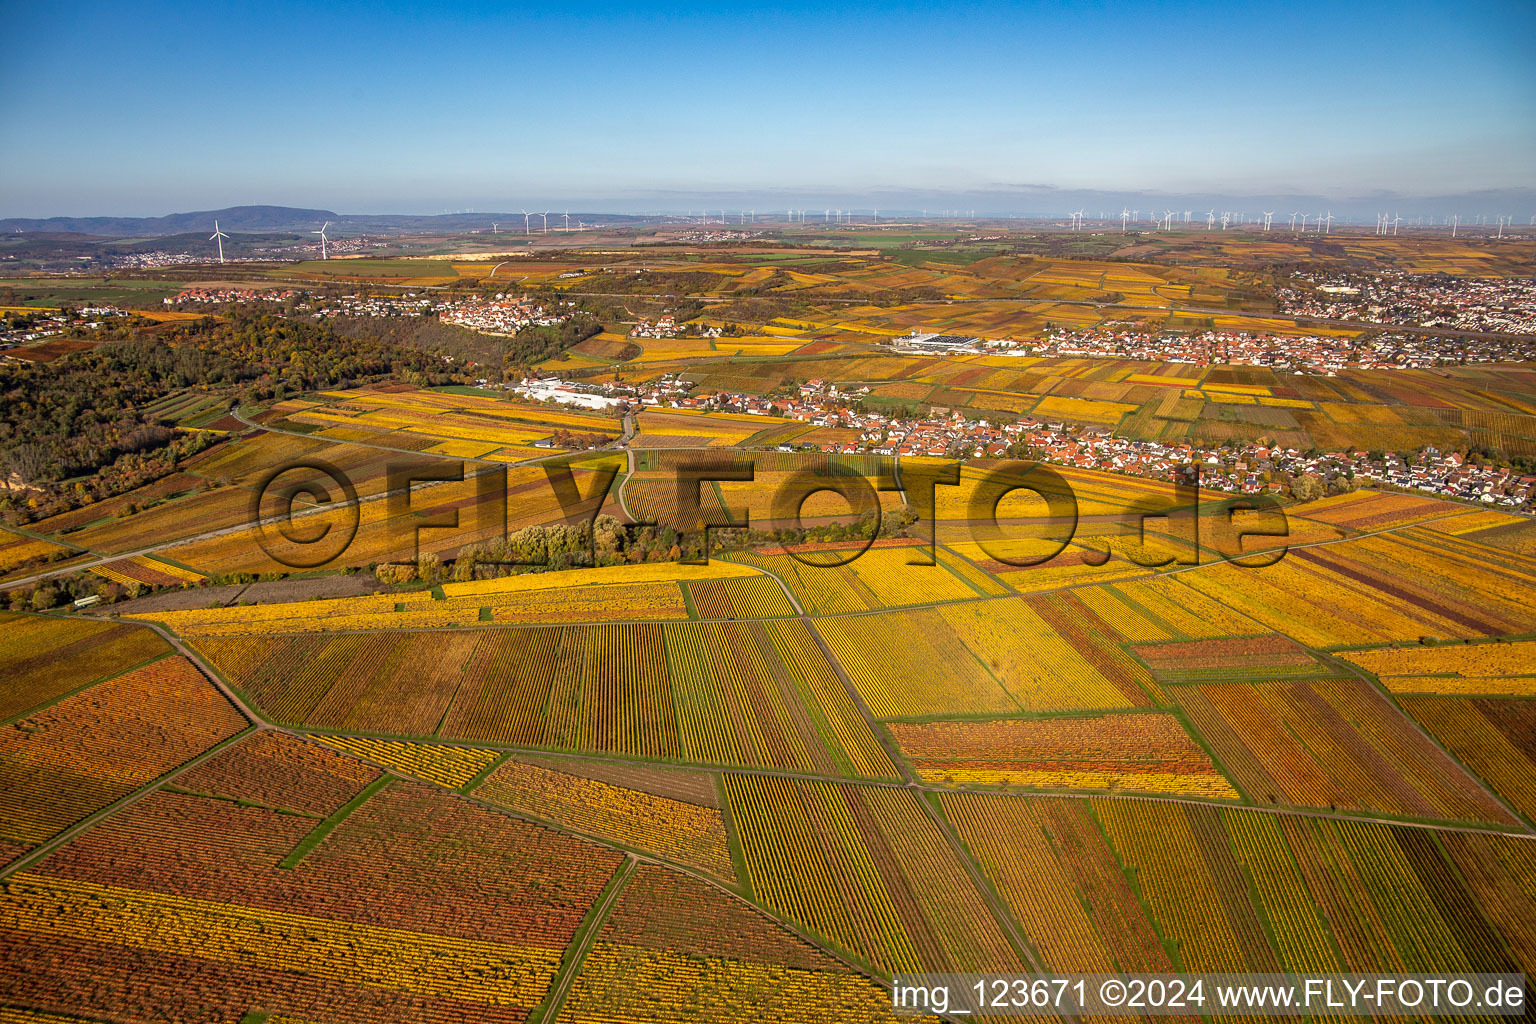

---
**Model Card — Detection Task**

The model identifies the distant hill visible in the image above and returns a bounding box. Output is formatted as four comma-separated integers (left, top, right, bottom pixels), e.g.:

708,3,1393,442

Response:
0,206,340,237
0,205,339,236
0,205,655,237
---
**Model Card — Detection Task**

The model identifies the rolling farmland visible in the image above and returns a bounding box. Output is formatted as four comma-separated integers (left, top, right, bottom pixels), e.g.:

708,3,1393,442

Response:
6,232,1536,1022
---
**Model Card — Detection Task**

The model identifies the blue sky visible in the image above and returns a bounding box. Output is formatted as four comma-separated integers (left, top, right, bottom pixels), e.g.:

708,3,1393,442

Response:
3,0,1534,215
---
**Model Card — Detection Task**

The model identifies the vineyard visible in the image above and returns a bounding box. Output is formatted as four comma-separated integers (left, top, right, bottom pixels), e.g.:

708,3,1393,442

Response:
1169,677,1515,823
0,776,625,1023
134,562,777,636
635,408,794,447
942,793,1534,979
9,332,1536,1021
315,735,500,788
723,774,1025,976
0,614,170,722
890,714,1239,799
1290,489,1461,533
560,865,909,1024
475,758,735,879
174,731,380,817
686,574,798,619
1132,634,1336,684
1399,697,1536,823
0,530,75,581
191,620,897,778
727,543,997,614
279,385,625,460
146,455,622,577
1340,638,1536,695
0,656,246,850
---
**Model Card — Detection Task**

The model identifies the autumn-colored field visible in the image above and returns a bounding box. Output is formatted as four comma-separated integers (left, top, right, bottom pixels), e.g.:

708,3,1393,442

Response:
190,619,896,778
9,246,1536,1022
0,614,171,723
0,656,245,848
132,561,772,635
891,714,1239,799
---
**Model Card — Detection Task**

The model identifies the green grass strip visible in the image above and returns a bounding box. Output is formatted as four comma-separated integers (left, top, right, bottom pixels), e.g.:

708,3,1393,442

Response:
459,750,515,796
278,776,392,870
530,856,637,1024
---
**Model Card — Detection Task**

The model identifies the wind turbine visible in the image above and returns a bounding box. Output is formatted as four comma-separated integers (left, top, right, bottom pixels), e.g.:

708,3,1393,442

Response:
1321,211,1333,234
1220,212,1230,231
563,211,570,231
521,210,532,235
1120,208,1129,232
210,221,229,264
1289,212,1298,231
1262,211,1275,231
1299,213,1310,232
1392,213,1401,236
540,212,549,234
313,221,330,259
1206,210,1215,230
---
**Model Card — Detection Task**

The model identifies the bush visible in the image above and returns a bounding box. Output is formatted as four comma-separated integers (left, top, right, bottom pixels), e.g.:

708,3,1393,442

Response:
375,563,417,585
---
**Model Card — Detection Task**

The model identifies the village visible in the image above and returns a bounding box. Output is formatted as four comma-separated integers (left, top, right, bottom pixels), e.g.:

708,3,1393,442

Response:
437,296,571,334
0,305,127,352
510,373,1536,510
630,314,721,339
165,287,300,305
987,325,1535,370
1279,271,1536,336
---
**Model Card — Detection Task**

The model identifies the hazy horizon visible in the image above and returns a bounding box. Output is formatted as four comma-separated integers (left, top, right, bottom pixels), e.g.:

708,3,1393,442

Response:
4,0,1534,219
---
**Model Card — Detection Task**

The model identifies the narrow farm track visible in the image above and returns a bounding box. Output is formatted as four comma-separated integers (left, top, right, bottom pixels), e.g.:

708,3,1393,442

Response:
0,727,256,884
7,609,1532,1023
95,503,1491,641
9,400,1517,595
282,723,1536,840
537,854,637,1024
2,426,596,592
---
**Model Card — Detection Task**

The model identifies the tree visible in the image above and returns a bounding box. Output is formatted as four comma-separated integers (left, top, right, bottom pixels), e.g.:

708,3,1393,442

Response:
416,551,444,584
5,444,50,486
375,563,417,585
1290,473,1325,501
